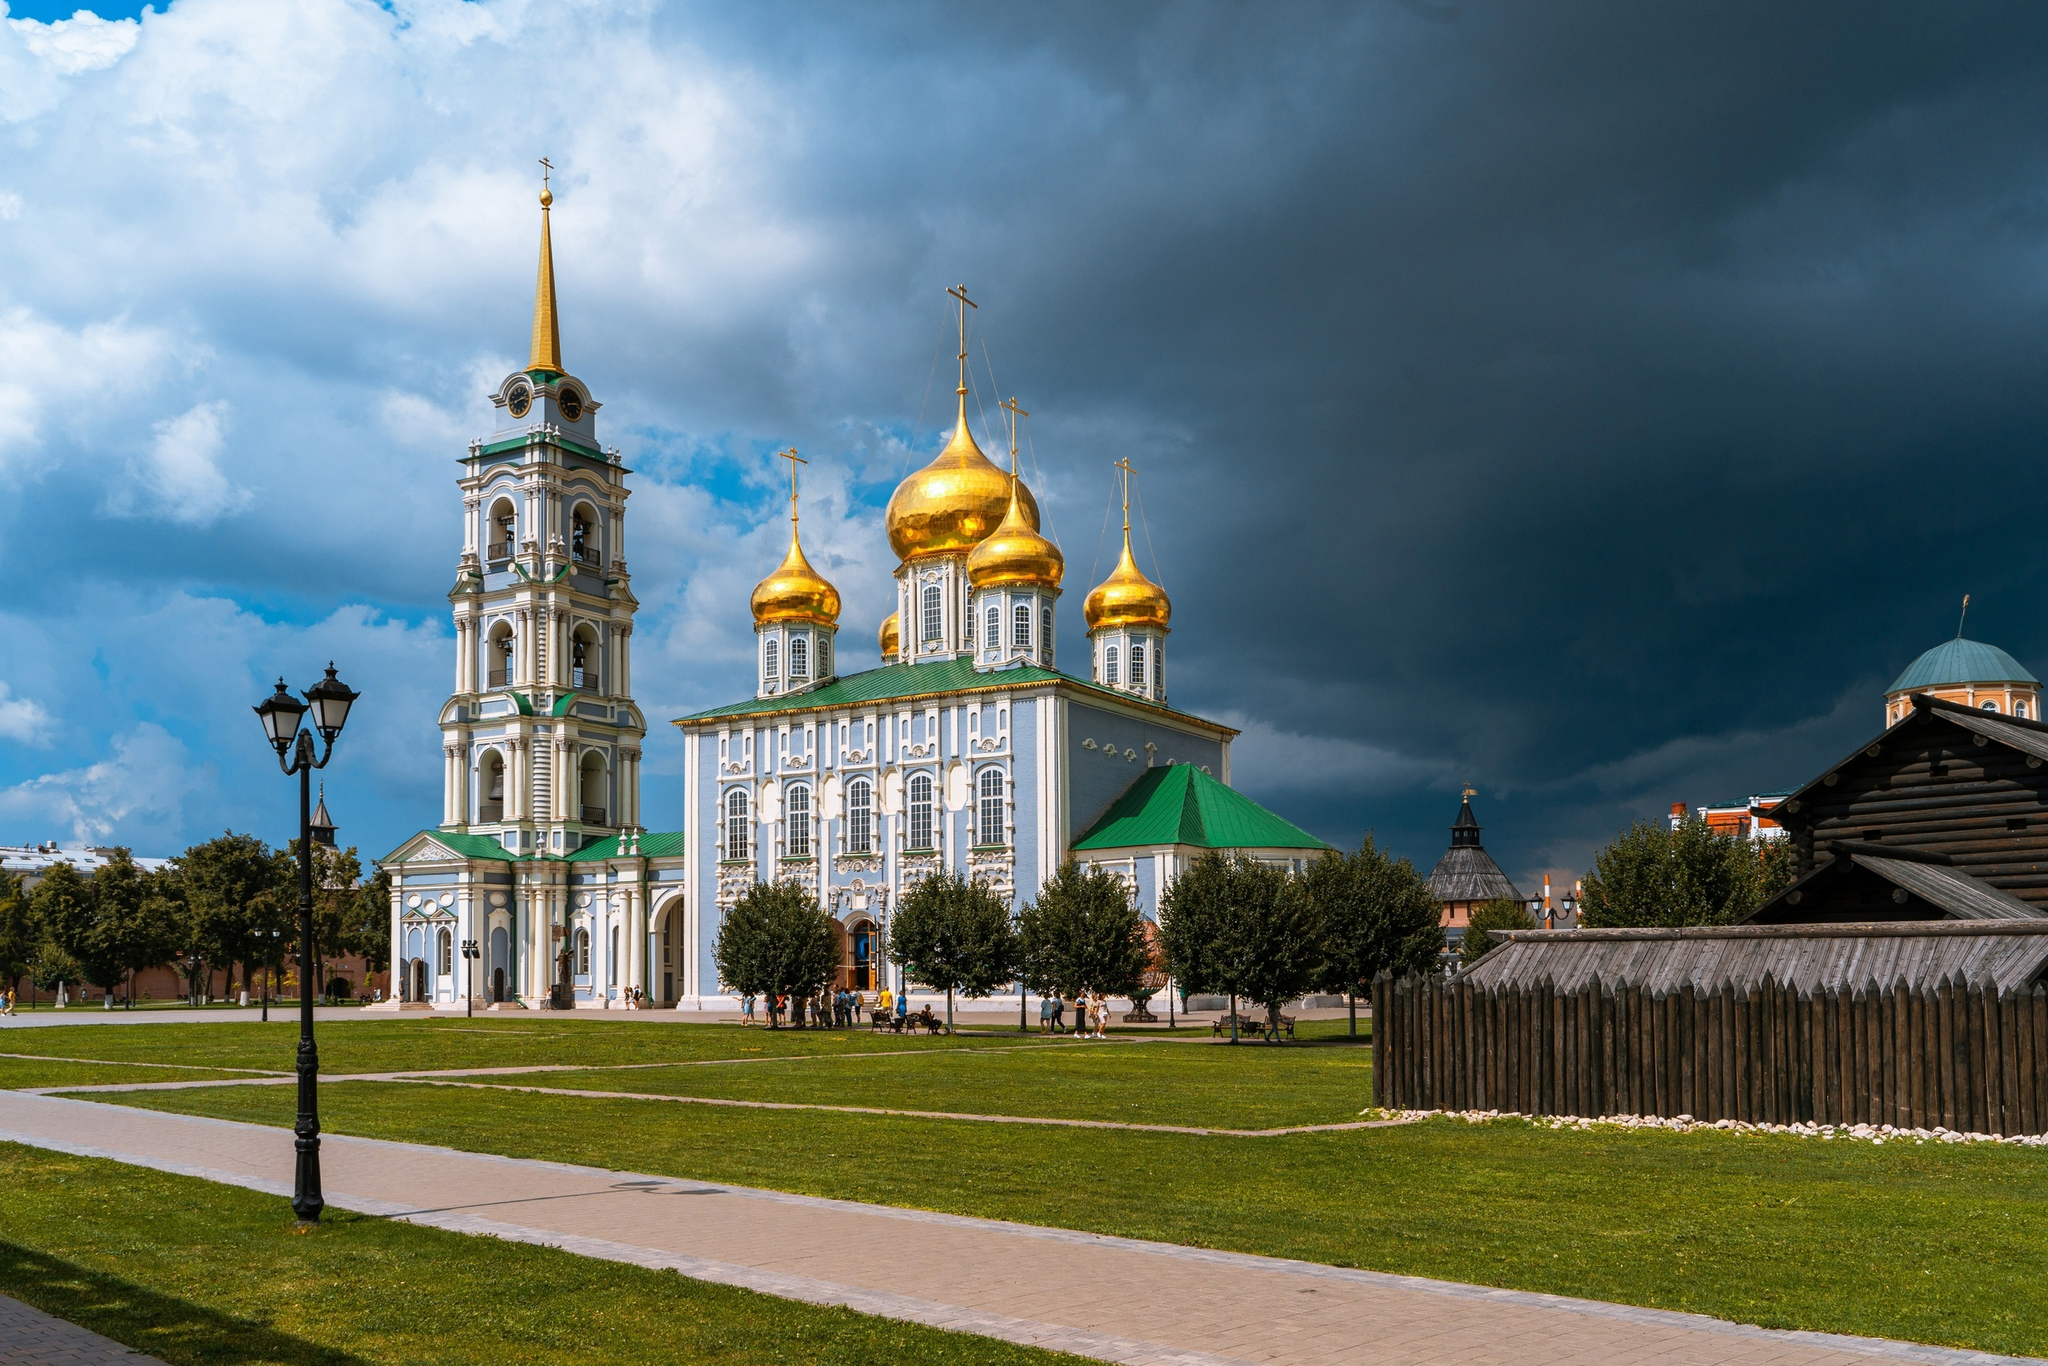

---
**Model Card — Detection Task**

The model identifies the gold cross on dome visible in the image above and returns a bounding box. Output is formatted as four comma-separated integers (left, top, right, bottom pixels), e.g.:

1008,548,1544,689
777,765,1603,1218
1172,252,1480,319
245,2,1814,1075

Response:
778,446,806,526
946,284,977,395
538,156,552,187
1000,396,1028,474
1114,456,1136,533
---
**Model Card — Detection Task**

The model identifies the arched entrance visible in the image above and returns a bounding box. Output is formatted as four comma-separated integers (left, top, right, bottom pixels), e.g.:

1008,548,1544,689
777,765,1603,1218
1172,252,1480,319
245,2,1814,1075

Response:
654,898,681,1003
410,959,428,1002
491,966,505,1002
847,918,874,991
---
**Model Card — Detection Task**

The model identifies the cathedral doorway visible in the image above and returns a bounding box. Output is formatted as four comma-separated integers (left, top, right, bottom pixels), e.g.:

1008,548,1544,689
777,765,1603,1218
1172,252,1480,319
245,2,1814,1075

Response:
410,959,428,1002
491,967,505,1003
850,920,873,991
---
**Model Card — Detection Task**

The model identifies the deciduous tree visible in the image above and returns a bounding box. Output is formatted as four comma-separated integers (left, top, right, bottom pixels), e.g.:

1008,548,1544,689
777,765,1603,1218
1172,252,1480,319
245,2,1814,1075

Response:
1459,897,1535,968
1017,861,1150,1004
713,880,836,1028
1579,818,1796,929
889,870,1016,1033
1160,851,1321,1041
1304,838,1441,1036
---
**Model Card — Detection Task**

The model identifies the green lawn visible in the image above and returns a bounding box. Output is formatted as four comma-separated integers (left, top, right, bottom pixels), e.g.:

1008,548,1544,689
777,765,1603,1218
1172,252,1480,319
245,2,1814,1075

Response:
0,1143,1087,1366
480,1038,1373,1129
0,1056,266,1090
94,1075,2048,1358
0,1015,1072,1080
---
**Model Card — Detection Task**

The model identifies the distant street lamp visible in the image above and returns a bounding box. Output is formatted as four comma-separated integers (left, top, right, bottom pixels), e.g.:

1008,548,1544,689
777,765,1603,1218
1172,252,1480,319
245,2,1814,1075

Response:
252,662,359,1226
462,939,480,1018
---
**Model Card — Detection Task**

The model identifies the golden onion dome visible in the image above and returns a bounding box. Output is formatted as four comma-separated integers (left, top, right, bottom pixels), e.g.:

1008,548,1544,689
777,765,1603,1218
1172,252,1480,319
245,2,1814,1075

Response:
967,476,1064,590
878,610,899,662
1083,530,1170,632
885,397,1041,562
750,525,841,628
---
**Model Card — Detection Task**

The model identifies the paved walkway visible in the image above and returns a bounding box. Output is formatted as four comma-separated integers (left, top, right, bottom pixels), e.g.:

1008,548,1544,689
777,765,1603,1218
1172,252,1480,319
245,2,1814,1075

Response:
0,1293,166,1364
0,1092,2033,1366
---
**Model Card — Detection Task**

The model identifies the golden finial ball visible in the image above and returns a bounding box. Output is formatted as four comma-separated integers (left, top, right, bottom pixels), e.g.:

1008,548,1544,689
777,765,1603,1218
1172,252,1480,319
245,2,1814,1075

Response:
540,187,553,208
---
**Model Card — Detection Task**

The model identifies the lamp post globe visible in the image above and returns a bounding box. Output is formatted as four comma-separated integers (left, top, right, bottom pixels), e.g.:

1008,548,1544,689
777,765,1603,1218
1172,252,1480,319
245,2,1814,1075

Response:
304,663,359,741
254,679,308,754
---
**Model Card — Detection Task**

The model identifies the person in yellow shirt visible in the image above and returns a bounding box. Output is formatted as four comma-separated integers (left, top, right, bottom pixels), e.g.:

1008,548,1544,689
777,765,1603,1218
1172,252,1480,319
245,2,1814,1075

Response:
878,987,893,1018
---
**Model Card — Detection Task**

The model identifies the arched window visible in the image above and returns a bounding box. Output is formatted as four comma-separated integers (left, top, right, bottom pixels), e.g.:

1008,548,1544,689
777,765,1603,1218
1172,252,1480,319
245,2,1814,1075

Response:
571,504,598,565
1131,643,1147,691
1105,645,1120,686
437,928,453,976
571,630,597,690
1013,603,1031,647
1983,701,2000,712
985,604,1000,648
763,638,779,682
489,624,515,688
576,928,591,976
1042,607,1053,655
789,635,809,680
847,778,873,854
725,789,751,861
580,752,608,826
2020,702,2031,719
908,773,934,850
787,784,812,858
817,636,830,678
921,584,942,641
1153,648,1164,693
488,499,517,560
977,768,1006,847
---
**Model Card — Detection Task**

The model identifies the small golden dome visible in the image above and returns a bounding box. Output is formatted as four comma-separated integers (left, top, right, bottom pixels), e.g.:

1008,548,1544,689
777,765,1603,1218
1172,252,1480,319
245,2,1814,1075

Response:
1084,531,1170,632
751,526,840,627
967,477,1063,590
878,611,899,662
885,397,1040,562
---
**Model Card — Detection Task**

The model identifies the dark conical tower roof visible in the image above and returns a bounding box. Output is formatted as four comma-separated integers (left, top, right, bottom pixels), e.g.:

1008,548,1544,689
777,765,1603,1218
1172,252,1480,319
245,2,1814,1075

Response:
309,785,337,848
1425,789,1522,904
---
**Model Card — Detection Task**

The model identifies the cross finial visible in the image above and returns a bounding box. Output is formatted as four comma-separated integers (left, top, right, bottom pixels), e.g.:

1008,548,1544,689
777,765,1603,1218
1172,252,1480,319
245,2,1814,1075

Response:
778,446,807,528
999,395,1028,476
946,284,977,398
1114,457,1135,535
1958,593,1971,641
537,157,554,210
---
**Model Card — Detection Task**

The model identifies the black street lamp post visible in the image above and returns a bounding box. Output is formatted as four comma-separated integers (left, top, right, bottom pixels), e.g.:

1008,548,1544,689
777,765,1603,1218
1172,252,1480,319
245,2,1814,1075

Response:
462,939,480,1018
253,663,359,1226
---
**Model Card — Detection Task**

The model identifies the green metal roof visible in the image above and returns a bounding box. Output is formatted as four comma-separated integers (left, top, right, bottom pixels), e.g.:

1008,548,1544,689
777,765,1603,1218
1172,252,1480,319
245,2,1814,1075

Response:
676,657,1229,730
391,830,684,865
565,831,685,861
1889,638,2038,693
1071,764,1330,853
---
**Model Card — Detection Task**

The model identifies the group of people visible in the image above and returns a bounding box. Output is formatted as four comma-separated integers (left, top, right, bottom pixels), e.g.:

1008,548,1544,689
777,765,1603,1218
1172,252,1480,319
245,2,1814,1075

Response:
1038,991,1114,1038
740,987,875,1029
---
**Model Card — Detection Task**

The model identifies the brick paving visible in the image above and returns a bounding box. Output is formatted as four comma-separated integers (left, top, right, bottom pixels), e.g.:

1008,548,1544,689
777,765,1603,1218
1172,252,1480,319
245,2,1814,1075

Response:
0,1091,2036,1366
0,1293,166,1364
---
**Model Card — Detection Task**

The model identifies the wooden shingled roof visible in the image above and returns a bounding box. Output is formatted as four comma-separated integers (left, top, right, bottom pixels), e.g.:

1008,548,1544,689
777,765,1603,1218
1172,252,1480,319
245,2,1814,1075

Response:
1460,921,2048,995
1424,792,1523,904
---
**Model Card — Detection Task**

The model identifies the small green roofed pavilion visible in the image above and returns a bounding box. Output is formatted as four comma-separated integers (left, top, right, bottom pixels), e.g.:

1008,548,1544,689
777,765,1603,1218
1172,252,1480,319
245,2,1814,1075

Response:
1072,762,1329,858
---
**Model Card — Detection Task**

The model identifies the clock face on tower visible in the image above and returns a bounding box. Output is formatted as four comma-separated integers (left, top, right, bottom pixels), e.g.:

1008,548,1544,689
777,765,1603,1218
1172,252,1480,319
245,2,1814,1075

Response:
506,382,532,418
558,386,584,422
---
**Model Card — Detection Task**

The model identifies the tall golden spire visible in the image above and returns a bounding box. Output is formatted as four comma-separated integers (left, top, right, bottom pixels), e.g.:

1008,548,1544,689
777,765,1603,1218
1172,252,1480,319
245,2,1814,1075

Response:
528,158,562,374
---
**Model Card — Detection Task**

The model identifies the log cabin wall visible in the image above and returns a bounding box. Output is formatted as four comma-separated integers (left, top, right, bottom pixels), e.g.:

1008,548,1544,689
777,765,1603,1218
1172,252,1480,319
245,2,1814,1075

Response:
1776,700,2048,906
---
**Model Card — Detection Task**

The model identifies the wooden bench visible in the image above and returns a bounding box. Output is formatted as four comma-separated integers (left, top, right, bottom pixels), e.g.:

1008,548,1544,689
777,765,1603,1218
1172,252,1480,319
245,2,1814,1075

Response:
1211,1012,1294,1041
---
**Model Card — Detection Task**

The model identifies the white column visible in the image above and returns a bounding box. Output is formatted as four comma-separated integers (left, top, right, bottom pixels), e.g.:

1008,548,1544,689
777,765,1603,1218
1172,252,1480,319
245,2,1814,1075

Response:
619,624,633,696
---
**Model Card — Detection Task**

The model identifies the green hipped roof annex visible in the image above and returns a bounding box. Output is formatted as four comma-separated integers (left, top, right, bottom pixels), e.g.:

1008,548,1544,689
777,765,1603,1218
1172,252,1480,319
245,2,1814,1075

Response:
1071,763,1330,854
676,657,1230,731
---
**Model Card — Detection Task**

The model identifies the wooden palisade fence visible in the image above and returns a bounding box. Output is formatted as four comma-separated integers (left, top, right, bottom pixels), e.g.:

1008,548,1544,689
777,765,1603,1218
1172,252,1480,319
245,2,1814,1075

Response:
1371,971,2048,1136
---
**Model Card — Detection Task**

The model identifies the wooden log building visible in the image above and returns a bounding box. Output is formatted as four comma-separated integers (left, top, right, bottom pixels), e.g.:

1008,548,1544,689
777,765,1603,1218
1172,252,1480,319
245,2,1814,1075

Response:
1372,692,2048,1134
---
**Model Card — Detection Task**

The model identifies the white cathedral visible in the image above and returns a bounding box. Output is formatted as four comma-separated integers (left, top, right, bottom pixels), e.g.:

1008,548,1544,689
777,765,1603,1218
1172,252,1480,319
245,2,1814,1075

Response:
381,190,1326,1008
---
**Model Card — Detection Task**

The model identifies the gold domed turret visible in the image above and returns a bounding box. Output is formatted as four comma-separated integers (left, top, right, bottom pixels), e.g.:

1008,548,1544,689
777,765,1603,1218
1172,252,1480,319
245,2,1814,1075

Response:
1084,459,1169,631
1084,532,1170,631
878,611,900,662
884,285,1039,561
750,448,840,627
967,405,1063,590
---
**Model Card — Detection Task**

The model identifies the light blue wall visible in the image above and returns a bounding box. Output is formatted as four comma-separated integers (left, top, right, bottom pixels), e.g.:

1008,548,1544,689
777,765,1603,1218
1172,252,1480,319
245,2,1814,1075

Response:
1065,702,1225,841
1010,701,1041,905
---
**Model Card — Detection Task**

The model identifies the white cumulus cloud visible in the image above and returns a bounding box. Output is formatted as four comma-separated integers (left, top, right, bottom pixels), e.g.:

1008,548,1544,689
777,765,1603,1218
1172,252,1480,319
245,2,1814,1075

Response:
108,399,251,525
0,680,52,743
0,722,201,845
7,8,141,76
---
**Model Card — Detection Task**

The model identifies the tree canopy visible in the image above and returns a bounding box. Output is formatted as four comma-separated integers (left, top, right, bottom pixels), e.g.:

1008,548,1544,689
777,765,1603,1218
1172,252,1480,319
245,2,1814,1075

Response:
1159,851,1322,1035
1017,861,1149,1001
1459,897,1534,968
1579,818,1795,929
889,870,1016,1031
1303,838,1440,1032
712,879,836,1024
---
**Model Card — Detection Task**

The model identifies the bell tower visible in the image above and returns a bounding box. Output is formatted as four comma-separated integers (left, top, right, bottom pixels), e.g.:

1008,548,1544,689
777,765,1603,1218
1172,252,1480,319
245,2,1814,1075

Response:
440,170,648,856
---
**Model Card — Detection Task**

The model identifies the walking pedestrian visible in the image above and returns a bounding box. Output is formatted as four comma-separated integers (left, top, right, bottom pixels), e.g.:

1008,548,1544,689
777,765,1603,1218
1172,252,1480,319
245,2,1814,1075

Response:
1,987,14,1017
1038,994,1052,1034
1092,992,1107,1039
743,993,756,1025
1051,995,1065,1034
896,990,909,1030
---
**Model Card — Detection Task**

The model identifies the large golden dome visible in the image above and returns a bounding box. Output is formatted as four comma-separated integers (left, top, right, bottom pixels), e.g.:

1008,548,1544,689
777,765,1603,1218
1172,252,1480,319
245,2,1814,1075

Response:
878,610,899,662
751,526,840,627
1084,531,1170,632
885,398,1040,562
967,477,1063,590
